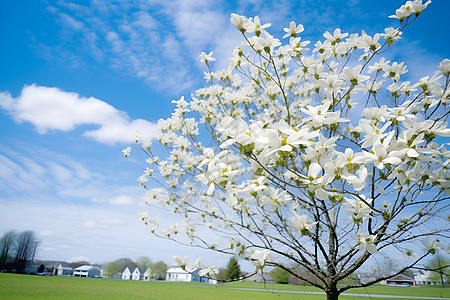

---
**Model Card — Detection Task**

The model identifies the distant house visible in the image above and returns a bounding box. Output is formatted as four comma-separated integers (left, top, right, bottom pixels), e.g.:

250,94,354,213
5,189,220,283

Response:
166,266,192,282
166,266,214,284
122,267,132,280
55,264,73,276
386,274,415,286
121,267,152,281
28,264,51,275
288,274,320,285
132,268,148,280
143,268,152,281
73,265,101,278
246,272,274,283
414,271,440,285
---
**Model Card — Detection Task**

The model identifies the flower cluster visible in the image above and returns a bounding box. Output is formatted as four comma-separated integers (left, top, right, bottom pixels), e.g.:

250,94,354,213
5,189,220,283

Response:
173,256,219,279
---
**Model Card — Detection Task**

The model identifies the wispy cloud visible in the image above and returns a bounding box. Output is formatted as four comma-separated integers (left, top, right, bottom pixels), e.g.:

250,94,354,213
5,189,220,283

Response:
41,1,199,92
37,0,251,91
0,84,157,145
39,230,53,237
69,256,90,262
0,144,159,263
168,0,242,71
0,197,193,264
0,145,142,205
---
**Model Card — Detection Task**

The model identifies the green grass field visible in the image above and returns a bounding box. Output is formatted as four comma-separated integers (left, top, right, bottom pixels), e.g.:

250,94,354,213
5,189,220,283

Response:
0,273,448,300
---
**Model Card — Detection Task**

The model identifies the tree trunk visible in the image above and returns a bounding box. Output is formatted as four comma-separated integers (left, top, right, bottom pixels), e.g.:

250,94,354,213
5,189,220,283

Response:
325,284,340,300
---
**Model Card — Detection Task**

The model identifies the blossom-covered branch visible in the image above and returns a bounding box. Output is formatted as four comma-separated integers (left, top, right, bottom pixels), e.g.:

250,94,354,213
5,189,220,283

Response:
126,1,448,299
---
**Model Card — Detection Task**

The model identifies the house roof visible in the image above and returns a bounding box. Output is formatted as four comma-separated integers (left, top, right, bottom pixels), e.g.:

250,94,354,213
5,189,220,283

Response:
133,267,146,274
388,274,414,282
56,264,71,269
414,270,441,283
166,267,211,278
167,266,189,274
74,265,99,271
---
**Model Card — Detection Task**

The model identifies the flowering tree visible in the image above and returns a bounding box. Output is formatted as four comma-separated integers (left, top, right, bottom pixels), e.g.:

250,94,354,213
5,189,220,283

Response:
126,1,449,299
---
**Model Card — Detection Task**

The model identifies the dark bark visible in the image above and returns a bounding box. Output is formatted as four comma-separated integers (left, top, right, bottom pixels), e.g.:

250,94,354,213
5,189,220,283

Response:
325,283,340,300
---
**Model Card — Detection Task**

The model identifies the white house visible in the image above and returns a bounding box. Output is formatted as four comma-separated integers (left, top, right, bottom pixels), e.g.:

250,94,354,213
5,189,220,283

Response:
73,265,101,278
414,270,441,285
55,264,73,276
165,266,215,284
122,267,152,281
122,267,132,280
386,274,415,286
247,272,274,283
166,266,190,282
132,268,147,280
143,268,152,281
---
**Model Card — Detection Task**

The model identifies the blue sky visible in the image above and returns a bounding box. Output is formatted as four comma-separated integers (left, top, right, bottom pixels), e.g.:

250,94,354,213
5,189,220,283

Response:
0,0,448,267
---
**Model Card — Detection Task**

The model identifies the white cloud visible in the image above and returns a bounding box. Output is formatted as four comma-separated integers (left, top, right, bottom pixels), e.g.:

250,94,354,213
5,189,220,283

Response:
171,1,226,54
82,221,96,228
39,230,53,236
0,194,229,265
83,119,156,146
0,153,48,193
41,246,56,252
109,195,134,205
0,146,144,211
91,194,135,206
41,1,197,92
102,218,124,225
69,255,90,262
40,0,238,92
59,13,85,31
0,84,158,145
390,38,444,82
131,11,156,30
164,0,241,71
48,162,72,182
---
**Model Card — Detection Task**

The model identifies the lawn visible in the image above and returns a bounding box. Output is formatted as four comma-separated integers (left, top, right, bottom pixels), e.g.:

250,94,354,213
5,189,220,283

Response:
0,273,448,300
225,280,450,298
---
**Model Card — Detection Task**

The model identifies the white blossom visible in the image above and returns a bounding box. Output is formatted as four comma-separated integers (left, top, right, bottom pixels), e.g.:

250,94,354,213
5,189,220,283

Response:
290,212,317,234
199,51,216,64
283,21,304,39
122,147,131,158
356,233,377,254
438,59,450,75
342,195,373,223
250,249,271,270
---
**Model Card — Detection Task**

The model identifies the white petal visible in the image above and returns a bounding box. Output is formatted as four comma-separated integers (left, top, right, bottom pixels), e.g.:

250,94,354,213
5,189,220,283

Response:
220,139,235,148
308,162,322,178
207,183,215,195
377,184,386,196
407,148,419,158
373,142,387,158
367,243,378,254
384,157,402,165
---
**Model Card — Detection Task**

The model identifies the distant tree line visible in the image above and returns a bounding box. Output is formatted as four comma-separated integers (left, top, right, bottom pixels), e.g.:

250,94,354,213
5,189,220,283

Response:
217,256,448,287
102,256,168,280
0,230,38,273
215,258,243,282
